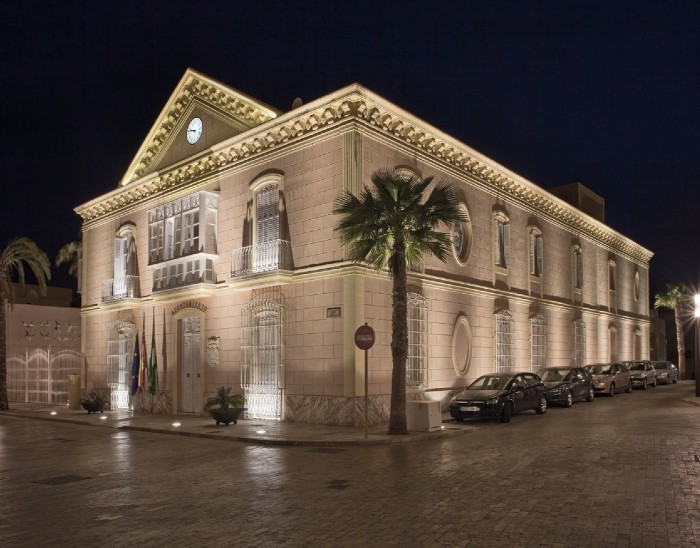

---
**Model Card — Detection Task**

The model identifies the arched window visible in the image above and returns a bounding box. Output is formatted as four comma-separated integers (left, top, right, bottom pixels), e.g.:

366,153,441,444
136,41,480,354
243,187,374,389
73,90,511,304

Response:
633,271,640,302
106,320,134,410
608,260,617,313
407,293,428,389
573,319,586,367
608,324,618,362
241,298,285,420
572,244,583,290
493,211,510,269
530,315,546,371
529,227,543,277
494,310,513,373
105,223,139,302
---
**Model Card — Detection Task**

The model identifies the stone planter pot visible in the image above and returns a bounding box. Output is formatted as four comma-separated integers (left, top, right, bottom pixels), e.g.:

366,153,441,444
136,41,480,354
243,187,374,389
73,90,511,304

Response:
209,408,247,425
81,401,106,414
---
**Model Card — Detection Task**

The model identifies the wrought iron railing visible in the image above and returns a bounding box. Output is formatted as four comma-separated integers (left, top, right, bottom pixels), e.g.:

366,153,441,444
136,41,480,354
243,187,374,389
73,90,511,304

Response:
231,240,292,277
102,275,140,302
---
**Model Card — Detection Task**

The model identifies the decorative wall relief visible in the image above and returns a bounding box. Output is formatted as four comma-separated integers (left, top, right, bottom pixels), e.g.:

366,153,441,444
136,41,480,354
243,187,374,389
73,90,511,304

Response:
207,336,220,367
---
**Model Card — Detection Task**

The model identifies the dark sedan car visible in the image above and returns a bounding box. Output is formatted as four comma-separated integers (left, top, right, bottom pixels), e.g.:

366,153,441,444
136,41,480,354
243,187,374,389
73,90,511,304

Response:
538,366,595,407
449,372,548,423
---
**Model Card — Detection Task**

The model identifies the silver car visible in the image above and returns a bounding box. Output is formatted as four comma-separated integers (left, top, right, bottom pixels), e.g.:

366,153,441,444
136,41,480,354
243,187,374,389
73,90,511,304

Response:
585,363,632,396
622,360,656,389
652,361,679,385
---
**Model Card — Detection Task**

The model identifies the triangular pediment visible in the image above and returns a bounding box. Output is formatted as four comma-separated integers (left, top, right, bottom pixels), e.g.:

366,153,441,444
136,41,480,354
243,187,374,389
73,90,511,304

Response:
119,69,280,187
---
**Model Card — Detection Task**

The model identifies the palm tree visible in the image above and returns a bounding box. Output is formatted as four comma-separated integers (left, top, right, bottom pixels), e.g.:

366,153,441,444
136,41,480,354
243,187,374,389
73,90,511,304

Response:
0,238,51,410
334,168,464,434
654,282,689,379
55,241,81,279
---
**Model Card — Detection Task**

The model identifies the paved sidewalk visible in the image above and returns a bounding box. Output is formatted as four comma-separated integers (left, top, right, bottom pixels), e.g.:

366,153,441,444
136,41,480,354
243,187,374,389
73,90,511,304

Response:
1,402,475,446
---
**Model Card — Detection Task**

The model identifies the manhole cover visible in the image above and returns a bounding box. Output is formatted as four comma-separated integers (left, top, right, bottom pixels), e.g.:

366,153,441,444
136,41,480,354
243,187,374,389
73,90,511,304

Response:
32,475,91,486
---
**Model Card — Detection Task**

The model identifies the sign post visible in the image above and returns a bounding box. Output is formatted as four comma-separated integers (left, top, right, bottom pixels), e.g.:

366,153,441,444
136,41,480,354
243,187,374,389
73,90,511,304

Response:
354,323,375,439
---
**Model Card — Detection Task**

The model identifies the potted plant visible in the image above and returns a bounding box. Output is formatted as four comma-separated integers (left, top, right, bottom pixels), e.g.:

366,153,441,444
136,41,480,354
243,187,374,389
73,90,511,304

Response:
204,386,246,425
80,392,107,414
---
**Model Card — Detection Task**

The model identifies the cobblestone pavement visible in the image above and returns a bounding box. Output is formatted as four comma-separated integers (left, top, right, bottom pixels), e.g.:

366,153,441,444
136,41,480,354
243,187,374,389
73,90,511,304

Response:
2,382,700,547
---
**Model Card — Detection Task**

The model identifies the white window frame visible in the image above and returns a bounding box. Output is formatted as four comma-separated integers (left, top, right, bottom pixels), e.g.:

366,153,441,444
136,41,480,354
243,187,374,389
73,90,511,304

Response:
529,229,543,277
495,310,513,373
573,319,586,367
406,293,428,390
530,315,546,371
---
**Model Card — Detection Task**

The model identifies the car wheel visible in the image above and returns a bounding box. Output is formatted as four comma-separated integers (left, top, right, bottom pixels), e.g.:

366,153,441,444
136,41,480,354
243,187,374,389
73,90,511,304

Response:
609,383,615,397
642,379,647,390
586,388,595,402
626,382,633,393
500,403,512,423
535,396,547,415
565,391,573,408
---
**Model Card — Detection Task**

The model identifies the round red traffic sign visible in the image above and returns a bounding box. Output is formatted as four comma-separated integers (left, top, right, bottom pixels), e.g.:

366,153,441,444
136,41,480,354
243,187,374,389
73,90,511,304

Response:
354,324,375,350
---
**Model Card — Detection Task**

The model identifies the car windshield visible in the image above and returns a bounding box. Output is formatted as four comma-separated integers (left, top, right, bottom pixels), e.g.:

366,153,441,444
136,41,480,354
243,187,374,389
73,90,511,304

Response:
627,362,645,371
586,364,612,375
539,369,571,382
654,363,668,370
468,375,511,391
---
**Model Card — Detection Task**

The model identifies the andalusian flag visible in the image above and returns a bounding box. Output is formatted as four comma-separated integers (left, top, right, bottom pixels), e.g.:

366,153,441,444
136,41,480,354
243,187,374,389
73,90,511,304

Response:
148,314,157,395
138,315,147,393
130,329,140,396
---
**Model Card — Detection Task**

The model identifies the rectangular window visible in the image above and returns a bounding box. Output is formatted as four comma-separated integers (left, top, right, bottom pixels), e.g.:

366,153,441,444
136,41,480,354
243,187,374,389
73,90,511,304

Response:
149,223,163,264
573,250,583,289
530,317,546,370
495,311,512,373
574,320,586,367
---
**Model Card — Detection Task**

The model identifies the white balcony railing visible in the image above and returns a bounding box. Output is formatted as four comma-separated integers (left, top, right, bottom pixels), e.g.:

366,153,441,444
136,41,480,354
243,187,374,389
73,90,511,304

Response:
231,240,292,277
102,275,140,302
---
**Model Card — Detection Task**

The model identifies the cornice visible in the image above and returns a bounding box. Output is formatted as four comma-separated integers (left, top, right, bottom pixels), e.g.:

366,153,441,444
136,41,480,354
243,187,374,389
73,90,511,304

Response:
75,80,652,266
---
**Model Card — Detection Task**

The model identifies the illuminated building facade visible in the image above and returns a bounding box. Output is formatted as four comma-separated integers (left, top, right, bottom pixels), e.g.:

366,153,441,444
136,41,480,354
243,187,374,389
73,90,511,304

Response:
75,70,652,425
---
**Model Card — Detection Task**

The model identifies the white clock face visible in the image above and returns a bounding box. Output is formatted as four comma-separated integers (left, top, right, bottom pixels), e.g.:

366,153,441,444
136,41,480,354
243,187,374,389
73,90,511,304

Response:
186,117,203,144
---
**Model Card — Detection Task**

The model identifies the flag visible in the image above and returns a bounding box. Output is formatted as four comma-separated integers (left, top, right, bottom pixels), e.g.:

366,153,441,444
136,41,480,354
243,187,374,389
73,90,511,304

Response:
130,329,140,396
148,313,157,395
138,315,147,393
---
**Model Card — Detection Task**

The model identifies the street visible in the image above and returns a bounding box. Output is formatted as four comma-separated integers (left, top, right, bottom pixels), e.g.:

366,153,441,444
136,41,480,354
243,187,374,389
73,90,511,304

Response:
2,382,700,547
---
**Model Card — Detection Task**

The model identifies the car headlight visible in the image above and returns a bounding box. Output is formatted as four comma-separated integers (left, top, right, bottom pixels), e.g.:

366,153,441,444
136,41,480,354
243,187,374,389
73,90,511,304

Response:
550,386,565,394
450,396,457,404
659,372,668,377
486,397,500,405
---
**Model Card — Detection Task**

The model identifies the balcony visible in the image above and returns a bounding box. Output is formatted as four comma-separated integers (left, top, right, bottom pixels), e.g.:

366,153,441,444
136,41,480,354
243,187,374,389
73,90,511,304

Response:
231,240,292,277
102,275,140,303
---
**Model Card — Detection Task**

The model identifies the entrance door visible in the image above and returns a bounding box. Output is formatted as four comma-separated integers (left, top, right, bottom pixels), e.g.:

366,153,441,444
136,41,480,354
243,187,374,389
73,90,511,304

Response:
181,316,201,413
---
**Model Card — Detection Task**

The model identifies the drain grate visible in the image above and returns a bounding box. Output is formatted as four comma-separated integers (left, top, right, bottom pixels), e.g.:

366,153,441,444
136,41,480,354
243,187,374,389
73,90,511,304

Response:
32,475,91,486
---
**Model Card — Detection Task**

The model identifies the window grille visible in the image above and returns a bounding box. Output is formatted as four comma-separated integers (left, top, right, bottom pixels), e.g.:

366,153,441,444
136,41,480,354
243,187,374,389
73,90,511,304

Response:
573,319,586,367
495,310,513,373
255,183,280,270
406,293,428,389
530,233,543,277
530,315,546,371
241,299,284,420
107,321,133,410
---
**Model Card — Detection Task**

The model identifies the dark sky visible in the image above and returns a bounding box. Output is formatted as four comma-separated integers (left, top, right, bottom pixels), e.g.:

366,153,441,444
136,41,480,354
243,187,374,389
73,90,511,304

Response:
2,0,698,296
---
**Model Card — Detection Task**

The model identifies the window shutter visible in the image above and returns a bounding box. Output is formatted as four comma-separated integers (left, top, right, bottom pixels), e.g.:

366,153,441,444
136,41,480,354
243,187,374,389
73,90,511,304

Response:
503,223,510,267
529,234,535,275
536,235,543,276
493,219,499,265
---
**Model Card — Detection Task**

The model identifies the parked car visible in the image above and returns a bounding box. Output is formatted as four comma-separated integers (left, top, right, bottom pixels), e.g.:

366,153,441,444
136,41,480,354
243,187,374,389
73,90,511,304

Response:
622,360,657,389
584,363,632,396
652,361,679,385
538,366,595,407
449,372,548,423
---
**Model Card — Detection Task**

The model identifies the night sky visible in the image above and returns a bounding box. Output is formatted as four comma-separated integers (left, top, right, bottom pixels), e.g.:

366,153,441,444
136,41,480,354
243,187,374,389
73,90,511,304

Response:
2,0,698,296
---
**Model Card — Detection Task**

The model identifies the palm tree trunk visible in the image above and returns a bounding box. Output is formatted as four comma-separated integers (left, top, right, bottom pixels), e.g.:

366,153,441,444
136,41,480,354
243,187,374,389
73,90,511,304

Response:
388,246,408,435
0,297,8,410
675,303,687,379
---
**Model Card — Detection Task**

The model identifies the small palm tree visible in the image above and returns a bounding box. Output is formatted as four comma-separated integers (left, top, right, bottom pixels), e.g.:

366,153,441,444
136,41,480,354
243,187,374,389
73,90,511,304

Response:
204,386,245,411
55,241,81,279
654,282,689,379
334,168,464,434
0,238,51,410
